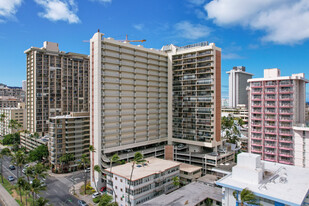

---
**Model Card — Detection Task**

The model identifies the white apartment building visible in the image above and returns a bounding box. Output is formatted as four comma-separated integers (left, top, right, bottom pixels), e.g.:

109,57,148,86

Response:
216,153,309,206
48,112,90,171
0,103,25,136
104,157,180,206
24,41,89,135
90,32,168,189
293,124,309,168
248,68,308,165
227,66,253,108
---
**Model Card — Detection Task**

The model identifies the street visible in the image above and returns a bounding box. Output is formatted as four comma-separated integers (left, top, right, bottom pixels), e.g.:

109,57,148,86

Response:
0,151,88,206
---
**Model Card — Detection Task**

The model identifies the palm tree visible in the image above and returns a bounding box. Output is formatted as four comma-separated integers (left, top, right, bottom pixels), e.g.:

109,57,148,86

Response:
8,119,22,132
93,165,101,192
89,145,96,153
25,165,34,182
59,153,74,173
108,154,120,201
23,180,31,206
79,154,90,194
233,188,261,206
35,197,49,206
127,152,145,205
0,148,11,183
30,178,46,205
11,150,27,179
16,177,27,203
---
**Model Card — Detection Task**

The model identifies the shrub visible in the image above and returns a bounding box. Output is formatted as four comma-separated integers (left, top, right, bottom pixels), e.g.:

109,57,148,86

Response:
93,196,100,203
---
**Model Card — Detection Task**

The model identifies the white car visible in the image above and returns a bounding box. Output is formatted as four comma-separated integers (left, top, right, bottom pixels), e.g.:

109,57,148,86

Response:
92,192,102,199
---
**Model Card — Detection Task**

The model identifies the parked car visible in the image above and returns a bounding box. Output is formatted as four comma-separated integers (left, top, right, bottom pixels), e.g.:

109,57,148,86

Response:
77,200,88,206
92,192,102,199
9,165,15,170
24,164,29,168
86,168,90,172
8,176,15,181
22,169,26,174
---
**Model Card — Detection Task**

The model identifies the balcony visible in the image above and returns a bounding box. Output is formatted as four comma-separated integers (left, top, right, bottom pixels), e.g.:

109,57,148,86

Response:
279,103,292,108
251,83,262,88
279,152,293,158
265,82,276,87
265,123,276,128
279,116,293,122
252,103,262,107
265,144,276,149
279,123,292,129
279,109,293,115
251,149,262,153
278,160,293,165
265,109,276,114
265,89,276,94
265,130,277,135
264,157,276,162
265,150,276,155
279,137,293,143
279,88,293,94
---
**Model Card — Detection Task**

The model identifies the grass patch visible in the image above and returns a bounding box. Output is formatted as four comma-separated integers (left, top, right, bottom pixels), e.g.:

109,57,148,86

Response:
1,178,35,206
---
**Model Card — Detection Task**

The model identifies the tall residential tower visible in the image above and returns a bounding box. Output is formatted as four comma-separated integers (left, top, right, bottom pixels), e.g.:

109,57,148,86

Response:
248,68,308,165
90,32,168,189
227,66,253,108
25,42,89,135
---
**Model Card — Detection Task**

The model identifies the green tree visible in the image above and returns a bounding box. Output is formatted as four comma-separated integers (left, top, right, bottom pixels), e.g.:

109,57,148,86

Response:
35,197,49,206
78,154,90,195
172,176,180,187
22,180,31,206
205,198,213,206
221,115,241,144
233,188,261,206
8,119,22,132
59,153,74,173
99,194,118,206
128,152,145,205
0,148,11,183
30,178,46,205
11,150,27,200
24,165,34,183
32,163,48,180
16,177,27,203
28,145,49,162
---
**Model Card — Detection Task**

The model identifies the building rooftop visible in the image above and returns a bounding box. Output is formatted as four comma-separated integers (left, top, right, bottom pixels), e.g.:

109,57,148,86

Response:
179,163,202,173
293,123,309,131
197,174,218,185
142,181,222,206
216,153,309,206
105,157,180,181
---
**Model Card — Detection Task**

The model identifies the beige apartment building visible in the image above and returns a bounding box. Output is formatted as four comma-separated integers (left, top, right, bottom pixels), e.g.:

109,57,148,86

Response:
0,103,25,136
0,83,25,101
0,96,21,109
24,41,89,135
20,133,48,151
48,112,90,171
90,31,168,189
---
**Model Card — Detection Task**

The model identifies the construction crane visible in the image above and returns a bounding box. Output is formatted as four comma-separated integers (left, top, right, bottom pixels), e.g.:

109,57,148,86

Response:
119,34,146,43
83,34,146,43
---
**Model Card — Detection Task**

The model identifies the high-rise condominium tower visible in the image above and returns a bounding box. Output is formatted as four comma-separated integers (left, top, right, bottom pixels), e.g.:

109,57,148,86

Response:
163,43,230,174
227,66,253,108
248,68,308,165
90,32,168,189
25,42,89,135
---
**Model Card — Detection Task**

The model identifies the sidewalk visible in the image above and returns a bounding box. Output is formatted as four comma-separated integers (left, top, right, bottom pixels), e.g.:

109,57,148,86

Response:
48,170,82,178
70,182,95,206
0,183,19,206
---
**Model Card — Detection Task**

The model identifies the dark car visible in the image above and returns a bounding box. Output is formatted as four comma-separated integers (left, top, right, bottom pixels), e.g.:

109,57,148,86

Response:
9,165,15,170
77,200,88,206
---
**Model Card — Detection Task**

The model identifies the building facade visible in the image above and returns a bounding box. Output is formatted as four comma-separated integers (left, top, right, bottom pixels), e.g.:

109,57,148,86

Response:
293,124,309,168
0,83,25,101
217,153,309,206
24,41,89,135
48,112,90,171
248,68,308,165
0,103,25,136
0,96,21,109
227,66,253,108
105,157,180,206
90,32,168,189
20,133,48,151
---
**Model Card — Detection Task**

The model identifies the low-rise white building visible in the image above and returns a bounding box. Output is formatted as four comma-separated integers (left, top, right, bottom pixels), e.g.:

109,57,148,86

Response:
104,157,180,206
293,124,309,168
216,153,309,206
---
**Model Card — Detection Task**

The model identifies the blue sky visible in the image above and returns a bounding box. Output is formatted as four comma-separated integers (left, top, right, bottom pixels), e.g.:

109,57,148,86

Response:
1,0,309,100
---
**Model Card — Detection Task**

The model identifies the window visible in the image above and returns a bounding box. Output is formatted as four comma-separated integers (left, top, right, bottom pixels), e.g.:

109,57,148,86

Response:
121,188,123,192
120,179,123,182
115,177,117,180
115,186,117,189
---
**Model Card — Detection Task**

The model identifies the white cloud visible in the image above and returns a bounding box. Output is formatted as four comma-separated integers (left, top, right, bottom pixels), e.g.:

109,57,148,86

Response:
0,0,22,22
34,0,80,24
205,0,309,44
133,24,144,31
175,21,211,40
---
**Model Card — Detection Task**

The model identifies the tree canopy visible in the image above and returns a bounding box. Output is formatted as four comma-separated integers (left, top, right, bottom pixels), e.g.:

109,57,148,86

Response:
28,145,49,162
